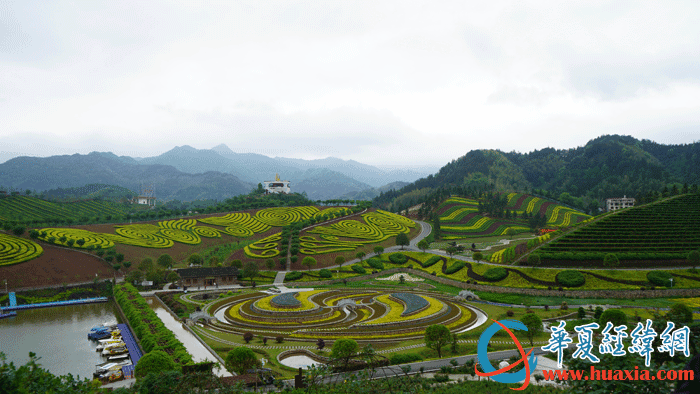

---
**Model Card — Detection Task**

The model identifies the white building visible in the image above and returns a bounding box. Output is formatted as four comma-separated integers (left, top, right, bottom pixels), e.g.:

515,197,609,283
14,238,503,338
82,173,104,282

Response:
263,174,291,194
605,195,635,211
136,196,156,206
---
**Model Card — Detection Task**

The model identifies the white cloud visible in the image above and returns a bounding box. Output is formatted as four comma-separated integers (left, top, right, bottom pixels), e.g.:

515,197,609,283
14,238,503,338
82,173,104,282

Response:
1,0,699,167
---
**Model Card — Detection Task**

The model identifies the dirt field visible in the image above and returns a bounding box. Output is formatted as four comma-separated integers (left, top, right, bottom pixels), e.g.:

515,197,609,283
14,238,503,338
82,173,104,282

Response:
0,244,114,290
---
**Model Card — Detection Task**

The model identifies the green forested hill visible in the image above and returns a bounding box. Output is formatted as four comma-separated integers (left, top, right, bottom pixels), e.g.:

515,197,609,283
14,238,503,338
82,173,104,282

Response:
374,135,700,213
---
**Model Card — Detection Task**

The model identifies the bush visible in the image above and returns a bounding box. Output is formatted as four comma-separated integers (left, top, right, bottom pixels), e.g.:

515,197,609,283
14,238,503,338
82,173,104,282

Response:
319,269,332,278
667,303,693,324
556,270,585,287
483,267,508,282
422,255,441,267
134,350,178,379
367,258,384,270
594,306,604,320
445,261,466,275
599,309,628,327
389,353,423,365
603,253,619,267
506,310,514,317
389,253,408,264
351,265,366,274
647,271,673,287
275,336,284,343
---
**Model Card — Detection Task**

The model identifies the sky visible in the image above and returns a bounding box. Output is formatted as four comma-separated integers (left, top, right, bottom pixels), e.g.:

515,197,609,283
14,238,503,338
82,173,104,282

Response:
1,0,699,167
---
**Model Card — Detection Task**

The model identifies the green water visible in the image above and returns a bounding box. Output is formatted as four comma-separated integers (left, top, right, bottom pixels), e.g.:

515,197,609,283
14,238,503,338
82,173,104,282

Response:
0,301,121,381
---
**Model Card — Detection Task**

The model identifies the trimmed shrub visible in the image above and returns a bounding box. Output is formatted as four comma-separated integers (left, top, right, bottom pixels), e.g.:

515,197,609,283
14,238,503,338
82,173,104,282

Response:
483,267,508,282
422,255,441,268
389,253,408,264
647,271,673,287
275,336,284,343
556,270,585,287
243,332,254,343
351,265,366,274
389,353,423,365
319,269,332,278
599,309,628,327
603,253,619,267
285,271,303,281
367,258,384,270
445,261,466,275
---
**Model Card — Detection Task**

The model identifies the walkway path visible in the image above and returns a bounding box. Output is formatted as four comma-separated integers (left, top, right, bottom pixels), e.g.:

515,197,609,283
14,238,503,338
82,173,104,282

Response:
274,271,287,285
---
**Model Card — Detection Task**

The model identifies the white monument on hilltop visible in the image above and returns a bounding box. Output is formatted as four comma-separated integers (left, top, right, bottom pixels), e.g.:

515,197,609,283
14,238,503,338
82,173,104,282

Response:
263,174,291,194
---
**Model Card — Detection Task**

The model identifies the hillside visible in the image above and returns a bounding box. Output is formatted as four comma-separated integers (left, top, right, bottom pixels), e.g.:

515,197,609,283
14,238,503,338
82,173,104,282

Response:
0,195,132,223
536,193,700,266
373,135,700,213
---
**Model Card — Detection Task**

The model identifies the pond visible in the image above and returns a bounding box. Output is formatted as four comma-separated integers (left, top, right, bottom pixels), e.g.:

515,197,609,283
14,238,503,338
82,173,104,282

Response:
145,297,232,377
0,300,121,381
279,355,319,369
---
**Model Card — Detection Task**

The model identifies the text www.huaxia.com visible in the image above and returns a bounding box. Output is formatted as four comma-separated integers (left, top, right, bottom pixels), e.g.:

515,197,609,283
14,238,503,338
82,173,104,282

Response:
542,366,694,381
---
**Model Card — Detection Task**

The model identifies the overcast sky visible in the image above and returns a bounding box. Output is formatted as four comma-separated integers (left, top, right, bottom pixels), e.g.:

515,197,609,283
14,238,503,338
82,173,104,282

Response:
1,1,699,167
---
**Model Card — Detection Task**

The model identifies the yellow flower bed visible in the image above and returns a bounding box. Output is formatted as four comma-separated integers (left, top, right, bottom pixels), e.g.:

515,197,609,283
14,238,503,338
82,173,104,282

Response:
227,302,341,325
360,294,443,326
672,297,700,308
255,290,325,312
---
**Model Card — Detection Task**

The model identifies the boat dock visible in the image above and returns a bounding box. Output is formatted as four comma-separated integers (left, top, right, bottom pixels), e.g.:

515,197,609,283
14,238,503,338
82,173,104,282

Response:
0,308,17,319
3,292,108,312
116,323,142,378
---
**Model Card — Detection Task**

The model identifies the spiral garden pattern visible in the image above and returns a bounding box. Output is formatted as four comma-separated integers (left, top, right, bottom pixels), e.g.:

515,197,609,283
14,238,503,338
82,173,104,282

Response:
253,206,319,227
210,289,477,340
0,233,43,267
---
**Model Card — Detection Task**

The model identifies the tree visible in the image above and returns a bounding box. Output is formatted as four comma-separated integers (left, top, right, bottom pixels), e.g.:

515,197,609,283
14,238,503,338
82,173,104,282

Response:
75,238,85,246
330,338,358,371
265,258,275,271
224,347,260,375
123,261,132,270
445,246,457,258
472,251,483,262
231,259,243,269
334,255,345,276
242,261,259,285
395,233,409,249
688,250,700,270
373,246,384,257
208,256,220,267
667,303,693,325
139,258,154,272
417,239,429,253
115,253,124,263
505,227,516,239
424,324,451,358
12,226,25,236
157,253,174,269
520,313,543,346
603,253,619,267
188,253,203,266
166,271,180,284
302,256,317,271
433,217,441,240
134,350,178,379
317,338,326,350
355,251,366,261
126,269,144,284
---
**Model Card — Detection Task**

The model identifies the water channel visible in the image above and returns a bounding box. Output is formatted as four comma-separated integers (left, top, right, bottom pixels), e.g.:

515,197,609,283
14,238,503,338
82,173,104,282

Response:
145,297,232,377
0,300,121,381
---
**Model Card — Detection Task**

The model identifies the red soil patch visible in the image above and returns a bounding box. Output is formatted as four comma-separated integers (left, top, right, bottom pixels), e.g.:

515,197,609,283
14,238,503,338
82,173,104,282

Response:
509,194,529,210
0,244,114,290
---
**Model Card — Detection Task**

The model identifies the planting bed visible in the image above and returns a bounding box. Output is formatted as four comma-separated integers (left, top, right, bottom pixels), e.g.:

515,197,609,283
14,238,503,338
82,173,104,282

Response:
206,289,477,341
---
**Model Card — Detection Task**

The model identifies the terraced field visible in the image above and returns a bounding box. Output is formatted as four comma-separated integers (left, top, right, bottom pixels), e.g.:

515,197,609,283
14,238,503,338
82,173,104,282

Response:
0,195,128,223
32,207,412,262
206,289,477,341
0,233,43,267
538,194,700,264
435,194,589,239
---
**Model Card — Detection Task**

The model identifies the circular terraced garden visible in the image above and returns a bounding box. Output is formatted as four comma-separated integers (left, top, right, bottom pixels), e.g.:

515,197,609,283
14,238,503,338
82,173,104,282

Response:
205,289,480,342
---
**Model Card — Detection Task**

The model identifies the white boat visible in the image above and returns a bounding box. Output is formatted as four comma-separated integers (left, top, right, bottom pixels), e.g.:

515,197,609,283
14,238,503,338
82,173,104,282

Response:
97,335,122,344
96,360,131,371
108,354,130,361
96,341,126,351
102,346,128,356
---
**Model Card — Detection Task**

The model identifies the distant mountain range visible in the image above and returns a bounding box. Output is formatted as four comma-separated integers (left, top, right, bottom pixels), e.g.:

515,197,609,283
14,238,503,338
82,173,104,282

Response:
0,145,429,201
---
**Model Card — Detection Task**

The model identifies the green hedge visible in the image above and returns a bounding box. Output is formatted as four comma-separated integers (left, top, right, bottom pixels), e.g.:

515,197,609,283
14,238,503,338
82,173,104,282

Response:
647,271,673,287
445,261,466,275
285,271,303,281
351,265,366,274
556,270,585,287
367,258,384,270
389,353,423,365
114,283,193,365
319,269,332,278
483,267,508,282
389,253,408,264
421,255,441,268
